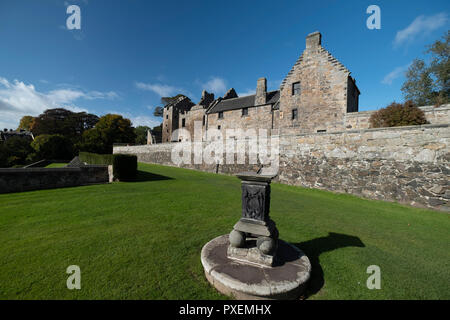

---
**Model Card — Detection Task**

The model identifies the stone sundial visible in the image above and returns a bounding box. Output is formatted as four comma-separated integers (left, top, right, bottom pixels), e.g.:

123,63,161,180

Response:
201,170,312,300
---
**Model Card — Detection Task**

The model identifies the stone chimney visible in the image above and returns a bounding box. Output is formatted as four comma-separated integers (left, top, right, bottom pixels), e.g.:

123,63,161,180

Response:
306,31,321,50
255,77,267,105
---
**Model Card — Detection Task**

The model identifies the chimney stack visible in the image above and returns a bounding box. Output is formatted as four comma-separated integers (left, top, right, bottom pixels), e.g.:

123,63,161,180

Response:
306,31,321,50
255,77,267,105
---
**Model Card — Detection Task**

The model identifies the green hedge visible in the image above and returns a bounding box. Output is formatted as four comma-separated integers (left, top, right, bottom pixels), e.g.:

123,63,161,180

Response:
79,152,137,180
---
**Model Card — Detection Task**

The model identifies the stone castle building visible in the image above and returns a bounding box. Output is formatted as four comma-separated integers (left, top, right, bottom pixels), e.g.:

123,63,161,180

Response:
162,31,448,143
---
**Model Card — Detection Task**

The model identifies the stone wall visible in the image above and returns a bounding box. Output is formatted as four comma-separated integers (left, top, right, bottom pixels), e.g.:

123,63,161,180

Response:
345,104,450,130
114,124,449,211
207,104,273,134
0,165,111,194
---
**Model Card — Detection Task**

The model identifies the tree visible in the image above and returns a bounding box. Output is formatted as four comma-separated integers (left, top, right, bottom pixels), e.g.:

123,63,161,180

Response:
30,134,74,160
153,107,163,117
0,136,33,167
17,116,35,131
427,30,450,105
134,125,151,145
401,59,434,106
151,124,162,143
80,114,136,154
30,108,99,142
401,31,450,106
369,101,428,128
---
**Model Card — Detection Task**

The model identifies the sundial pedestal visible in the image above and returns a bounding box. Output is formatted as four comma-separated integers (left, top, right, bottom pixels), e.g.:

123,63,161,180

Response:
228,174,279,267
201,172,311,300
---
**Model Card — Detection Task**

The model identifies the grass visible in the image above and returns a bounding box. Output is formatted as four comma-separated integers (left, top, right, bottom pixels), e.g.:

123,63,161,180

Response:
0,163,448,300
44,163,67,168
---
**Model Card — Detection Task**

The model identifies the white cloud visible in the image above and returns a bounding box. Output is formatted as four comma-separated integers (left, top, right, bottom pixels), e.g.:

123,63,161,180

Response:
135,81,195,101
394,13,448,47
237,89,255,96
136,82,180,97
107,110,161,128
0,77,118,130
381,64,410,85
130,115,161,128
200,77,227,94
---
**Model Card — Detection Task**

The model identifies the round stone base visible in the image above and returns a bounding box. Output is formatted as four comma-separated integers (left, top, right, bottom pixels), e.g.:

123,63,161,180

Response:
201,234,311,300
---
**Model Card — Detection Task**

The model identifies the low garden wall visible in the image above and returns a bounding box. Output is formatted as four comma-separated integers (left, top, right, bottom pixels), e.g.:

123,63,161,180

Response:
114,124,450,211
0,165,112,194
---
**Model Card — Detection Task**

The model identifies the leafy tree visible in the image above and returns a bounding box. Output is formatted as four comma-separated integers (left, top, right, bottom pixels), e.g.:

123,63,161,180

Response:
401,31,450,106
401,59,434,106
153,107,163,117
80,114,136,154
369,101,428,128
17,116,35,131
427,30,450,105
30,134,74,160
0,136,34,167
135,125,151,145
31,108,99,142
151,124,162,143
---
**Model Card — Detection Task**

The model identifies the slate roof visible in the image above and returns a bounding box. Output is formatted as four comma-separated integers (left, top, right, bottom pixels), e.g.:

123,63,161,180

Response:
207,90,279,114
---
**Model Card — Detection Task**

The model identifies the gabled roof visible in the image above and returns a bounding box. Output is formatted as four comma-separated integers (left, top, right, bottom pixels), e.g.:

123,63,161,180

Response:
207,90,279,114
280,46,352,91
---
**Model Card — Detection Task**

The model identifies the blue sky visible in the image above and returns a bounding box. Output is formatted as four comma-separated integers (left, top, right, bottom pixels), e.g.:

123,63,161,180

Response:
0,0,448,130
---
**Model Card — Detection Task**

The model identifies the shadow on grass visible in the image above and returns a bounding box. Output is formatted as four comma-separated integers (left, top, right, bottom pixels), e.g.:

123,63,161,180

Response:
293,232,365,298
121,170,174,182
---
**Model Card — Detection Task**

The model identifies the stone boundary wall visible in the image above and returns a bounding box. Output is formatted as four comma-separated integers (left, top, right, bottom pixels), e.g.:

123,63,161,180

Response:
345,104,450,130
114,124,449,211
0,165,111,194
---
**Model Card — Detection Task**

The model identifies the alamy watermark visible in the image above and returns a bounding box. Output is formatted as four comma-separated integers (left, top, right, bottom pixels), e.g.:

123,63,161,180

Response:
66,265,81,290
169,121,279,173
66,5,81,30
366,265,381,289
366,5,381,30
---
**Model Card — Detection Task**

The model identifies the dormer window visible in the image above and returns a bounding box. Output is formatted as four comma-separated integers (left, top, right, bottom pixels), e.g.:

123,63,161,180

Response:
292,82,301,95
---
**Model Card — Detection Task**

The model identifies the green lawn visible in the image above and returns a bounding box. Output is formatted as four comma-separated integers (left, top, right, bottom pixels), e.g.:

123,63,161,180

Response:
0,163,448,300
44,163,67,168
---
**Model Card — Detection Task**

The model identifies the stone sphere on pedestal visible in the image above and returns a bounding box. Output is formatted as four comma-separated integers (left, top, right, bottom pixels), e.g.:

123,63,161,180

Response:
229,230,245,248
257,236,277,255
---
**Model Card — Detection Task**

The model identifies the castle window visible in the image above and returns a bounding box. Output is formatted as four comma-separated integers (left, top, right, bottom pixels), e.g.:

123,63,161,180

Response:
292,108,298,120
217,125,221,130
242,108,248,116
218,111,223,119
182,118,185,127
166,114,168,119
292,82,301,95
202,115,206,126
317,129,327,133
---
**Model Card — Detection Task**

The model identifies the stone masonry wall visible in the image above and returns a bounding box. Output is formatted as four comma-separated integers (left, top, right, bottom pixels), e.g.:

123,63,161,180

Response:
114,124,450,211
0,165,111,194
206,104,273,134
345,104,450,130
